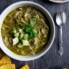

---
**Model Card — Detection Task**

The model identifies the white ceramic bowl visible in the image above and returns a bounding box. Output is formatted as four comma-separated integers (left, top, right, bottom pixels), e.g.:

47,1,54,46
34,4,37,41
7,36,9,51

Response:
0,1,55,61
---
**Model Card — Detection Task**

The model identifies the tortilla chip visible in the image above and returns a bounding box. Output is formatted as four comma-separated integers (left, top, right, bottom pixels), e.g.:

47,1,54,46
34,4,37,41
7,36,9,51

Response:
20,64,29,69
0,49,5,59
0,55,11,66
0,64,16,69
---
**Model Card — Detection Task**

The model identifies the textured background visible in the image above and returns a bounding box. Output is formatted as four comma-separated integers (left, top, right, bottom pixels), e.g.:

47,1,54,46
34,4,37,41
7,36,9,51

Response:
0,0,69,69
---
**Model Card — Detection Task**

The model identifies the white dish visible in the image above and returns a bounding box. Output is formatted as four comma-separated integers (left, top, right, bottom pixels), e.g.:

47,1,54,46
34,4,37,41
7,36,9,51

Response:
0,1,55,61
49,0,69,3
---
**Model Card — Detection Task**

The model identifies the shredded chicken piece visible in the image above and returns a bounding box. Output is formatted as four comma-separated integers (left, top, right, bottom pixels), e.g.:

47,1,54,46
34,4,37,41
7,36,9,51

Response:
29,46,33,50
33,15,39,19
21,18,27,23
19,8,23,10
34,37,39,45
38,30,41,38
15,11,23,18
40,28,45,34
4,36,9,46
41,18,45,23
24,13,31,21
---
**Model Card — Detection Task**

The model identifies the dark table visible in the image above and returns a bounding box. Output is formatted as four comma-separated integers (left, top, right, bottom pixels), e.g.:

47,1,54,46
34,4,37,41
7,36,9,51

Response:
0,0,69,69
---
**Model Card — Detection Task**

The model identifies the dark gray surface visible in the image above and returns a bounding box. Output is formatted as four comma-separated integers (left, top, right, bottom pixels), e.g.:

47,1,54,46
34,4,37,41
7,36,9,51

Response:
0,0,69,69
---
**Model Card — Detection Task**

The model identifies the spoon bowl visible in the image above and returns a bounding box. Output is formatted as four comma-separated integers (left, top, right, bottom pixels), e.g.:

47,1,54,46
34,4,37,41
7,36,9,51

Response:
56,11,66,26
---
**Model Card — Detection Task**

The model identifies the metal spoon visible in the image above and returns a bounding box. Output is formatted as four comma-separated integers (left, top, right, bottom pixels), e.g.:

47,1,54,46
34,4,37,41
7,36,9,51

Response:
56,11,66,56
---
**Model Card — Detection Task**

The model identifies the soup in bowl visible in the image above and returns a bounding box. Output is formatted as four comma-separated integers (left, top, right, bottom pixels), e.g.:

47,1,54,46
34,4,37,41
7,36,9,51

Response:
0,1,55,61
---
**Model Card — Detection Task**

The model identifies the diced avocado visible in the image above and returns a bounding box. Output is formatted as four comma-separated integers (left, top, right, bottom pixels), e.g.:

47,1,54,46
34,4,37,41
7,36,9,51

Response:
11,29,17,34
17,28,22,33
14,33,19,37
20,32,24,39
13,37,19,45
21,40,30,46
23,34,29,40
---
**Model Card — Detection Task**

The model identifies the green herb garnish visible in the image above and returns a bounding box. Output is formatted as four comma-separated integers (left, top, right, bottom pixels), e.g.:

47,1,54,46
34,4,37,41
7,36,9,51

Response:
30,18,36,26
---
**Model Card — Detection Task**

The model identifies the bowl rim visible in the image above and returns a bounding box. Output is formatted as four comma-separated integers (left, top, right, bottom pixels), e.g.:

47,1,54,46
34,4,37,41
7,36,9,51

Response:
49,0,69,3
0,1,55,61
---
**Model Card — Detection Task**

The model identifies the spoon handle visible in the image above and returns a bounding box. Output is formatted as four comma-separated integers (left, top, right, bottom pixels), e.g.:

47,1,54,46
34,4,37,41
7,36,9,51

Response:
58,26,64,56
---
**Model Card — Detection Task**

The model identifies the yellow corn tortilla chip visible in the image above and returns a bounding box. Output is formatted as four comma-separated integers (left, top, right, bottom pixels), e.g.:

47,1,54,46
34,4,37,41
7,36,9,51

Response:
0,49,5,59
0,64,16,69
20,64,29,69
0,55,11,66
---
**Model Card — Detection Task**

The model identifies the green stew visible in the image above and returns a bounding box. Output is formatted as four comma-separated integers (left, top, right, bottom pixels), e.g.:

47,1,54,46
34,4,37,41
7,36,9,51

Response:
1,6,49,56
